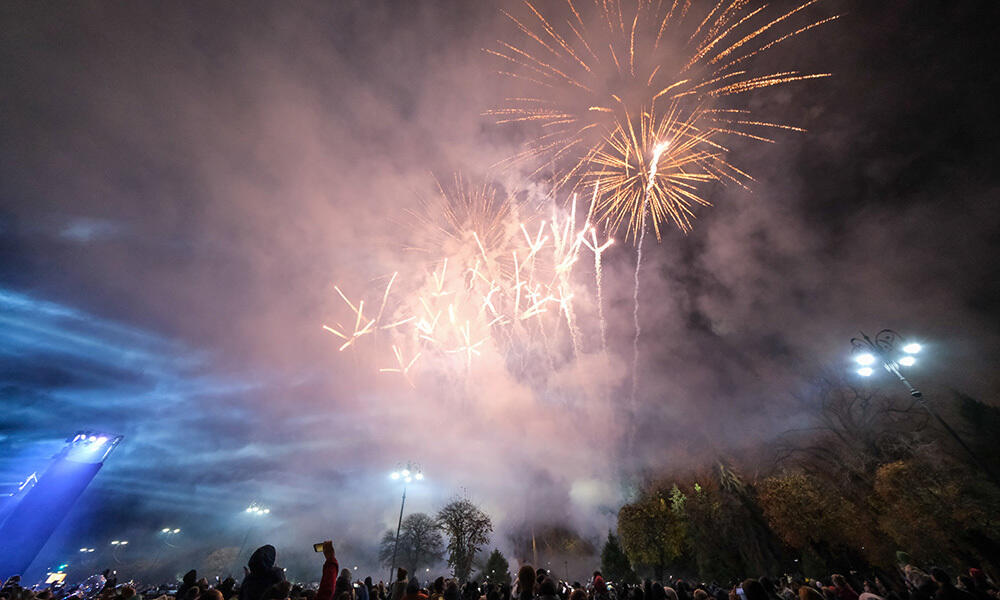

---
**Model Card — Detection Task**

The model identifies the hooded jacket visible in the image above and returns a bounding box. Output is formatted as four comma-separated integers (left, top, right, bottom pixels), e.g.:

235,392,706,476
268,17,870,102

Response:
178,570,198,600
240,546,286,600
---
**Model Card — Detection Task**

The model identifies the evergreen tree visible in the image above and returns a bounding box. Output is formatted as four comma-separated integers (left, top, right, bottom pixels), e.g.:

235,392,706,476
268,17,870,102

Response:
483,548,511,585
600,531,637,584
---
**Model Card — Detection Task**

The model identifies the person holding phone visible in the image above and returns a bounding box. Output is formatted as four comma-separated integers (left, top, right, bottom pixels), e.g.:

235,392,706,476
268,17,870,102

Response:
317,541,340,600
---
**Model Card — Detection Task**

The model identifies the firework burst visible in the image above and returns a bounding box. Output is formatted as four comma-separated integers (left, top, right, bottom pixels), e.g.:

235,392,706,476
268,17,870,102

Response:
487,0,836,237
585,101,749,239
325,177,613,385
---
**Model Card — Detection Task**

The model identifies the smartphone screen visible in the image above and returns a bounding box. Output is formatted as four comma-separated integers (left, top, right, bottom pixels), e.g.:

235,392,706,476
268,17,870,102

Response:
314,543,324,553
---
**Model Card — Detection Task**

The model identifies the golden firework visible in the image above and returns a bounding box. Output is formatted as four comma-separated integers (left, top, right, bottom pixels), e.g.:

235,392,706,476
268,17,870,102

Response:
585,102,749,239
488,0,836,237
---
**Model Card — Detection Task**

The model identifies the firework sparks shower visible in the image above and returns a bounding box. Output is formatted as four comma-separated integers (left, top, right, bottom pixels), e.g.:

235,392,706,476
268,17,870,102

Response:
322,0,834,423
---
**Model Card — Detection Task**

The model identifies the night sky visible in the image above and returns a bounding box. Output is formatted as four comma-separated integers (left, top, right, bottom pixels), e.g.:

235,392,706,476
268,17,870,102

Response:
1,0,998,583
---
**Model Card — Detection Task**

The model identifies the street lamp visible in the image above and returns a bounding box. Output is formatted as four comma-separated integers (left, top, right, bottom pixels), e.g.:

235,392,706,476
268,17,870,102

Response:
109,540,129,566
148,527,183,575
388,462,423,584
161,528,182,545
236,504,272,572
850,330,922,395
850,329,998,486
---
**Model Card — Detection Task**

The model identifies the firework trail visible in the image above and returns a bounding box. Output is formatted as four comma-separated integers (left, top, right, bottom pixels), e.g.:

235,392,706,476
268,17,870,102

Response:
629,136,671,404
581,186,614,351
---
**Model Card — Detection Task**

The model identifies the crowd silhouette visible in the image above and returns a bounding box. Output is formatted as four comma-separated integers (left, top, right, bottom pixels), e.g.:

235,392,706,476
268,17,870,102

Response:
2,542,997,600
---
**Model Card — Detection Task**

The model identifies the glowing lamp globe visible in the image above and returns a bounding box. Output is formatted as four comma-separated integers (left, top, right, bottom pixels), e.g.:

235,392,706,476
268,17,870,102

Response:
855,353,876,366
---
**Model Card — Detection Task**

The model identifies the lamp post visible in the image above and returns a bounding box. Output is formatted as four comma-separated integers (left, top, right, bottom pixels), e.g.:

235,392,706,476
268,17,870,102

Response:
851,329,998,486
388,463,424,584
149,528,182,575
109,540,129,565
235,504,271,572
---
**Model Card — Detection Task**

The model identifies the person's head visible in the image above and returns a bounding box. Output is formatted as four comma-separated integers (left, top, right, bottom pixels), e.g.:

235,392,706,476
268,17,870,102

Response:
407,579,420,595
186,587,200,600
693,590,708,600
518,567,536,592
202,591,223,600
366,578,374,589
120,587,136,600
539,580,558,598
398,570,409,584
742,580,768,600
249,546,278,574
434,579,446,594
569,591,587,600
798,587,823,600
663,588,678,600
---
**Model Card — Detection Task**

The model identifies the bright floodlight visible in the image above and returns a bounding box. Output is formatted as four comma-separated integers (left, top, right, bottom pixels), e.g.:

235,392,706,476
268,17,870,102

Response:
162,528,170,533
120,541,128,545
111,540,120,545
415,473,424,481
401,469,410,477
173,528,181,533
405,476,412,483
96,436,108,444
903,342,922,354
390,471,400,480
80,548,88,552
899,356,916,366
857,367,874,377
262,508,270,514
855,353,876,366
245,507,254,512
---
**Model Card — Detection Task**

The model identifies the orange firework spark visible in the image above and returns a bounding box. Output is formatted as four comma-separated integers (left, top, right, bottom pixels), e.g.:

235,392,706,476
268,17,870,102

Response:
487,0,836,237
